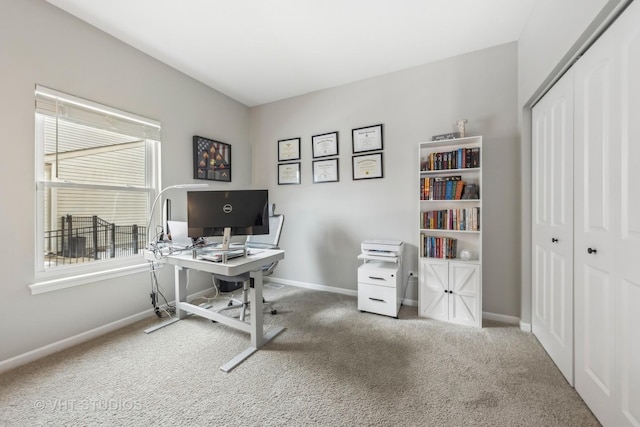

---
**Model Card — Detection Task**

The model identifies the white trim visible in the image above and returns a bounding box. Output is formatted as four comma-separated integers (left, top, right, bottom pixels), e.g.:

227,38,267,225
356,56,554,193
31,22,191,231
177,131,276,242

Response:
267,277,523,326
519,321,532,332
30,263,150,295
265,276,357,297
0,309,151,374
35,85,161,129
0,287,213,374
483,311,521,325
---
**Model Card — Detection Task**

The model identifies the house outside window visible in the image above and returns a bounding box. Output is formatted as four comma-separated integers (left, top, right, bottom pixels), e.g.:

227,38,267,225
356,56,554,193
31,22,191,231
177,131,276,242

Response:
34,86,161,278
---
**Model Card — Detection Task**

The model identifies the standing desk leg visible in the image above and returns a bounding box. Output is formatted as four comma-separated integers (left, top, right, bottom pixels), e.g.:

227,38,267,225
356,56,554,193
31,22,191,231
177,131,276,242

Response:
219,269,285,372
250,269,265,348
175,266,188,320
143,266,186,334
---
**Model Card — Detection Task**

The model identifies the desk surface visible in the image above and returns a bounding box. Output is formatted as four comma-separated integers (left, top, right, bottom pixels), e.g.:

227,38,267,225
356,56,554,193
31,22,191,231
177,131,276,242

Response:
155,249,284,277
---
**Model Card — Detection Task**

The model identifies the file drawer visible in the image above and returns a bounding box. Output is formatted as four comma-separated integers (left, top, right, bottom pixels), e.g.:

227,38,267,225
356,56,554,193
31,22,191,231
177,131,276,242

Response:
357,283,398,318
357,261,398,288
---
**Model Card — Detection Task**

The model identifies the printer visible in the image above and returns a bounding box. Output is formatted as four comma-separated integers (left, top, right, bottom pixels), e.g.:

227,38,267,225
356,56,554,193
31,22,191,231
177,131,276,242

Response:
361,239,404,258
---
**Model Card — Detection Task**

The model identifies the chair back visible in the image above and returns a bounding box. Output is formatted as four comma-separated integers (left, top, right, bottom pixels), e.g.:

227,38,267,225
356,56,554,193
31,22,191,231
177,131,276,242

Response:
246,205,284,249
246,205,284,276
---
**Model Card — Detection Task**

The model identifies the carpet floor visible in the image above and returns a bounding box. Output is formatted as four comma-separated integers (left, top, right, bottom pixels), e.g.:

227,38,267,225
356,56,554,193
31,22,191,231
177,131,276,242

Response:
0,284,599,426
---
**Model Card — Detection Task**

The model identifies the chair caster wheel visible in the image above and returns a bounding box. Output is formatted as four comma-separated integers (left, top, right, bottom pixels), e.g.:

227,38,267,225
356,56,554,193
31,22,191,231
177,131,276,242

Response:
227,301,233,307
271,310,277,315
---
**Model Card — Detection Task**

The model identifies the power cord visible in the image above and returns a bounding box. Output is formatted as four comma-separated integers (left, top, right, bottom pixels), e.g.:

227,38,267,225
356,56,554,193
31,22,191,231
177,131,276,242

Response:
148,260,175,318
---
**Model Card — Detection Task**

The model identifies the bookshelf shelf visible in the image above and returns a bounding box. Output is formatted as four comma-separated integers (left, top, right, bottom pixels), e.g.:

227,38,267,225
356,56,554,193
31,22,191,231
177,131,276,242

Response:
418,135,482,328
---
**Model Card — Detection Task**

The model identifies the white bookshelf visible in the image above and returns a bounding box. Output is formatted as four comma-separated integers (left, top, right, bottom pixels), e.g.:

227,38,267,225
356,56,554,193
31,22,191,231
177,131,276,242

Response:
417,136,482,327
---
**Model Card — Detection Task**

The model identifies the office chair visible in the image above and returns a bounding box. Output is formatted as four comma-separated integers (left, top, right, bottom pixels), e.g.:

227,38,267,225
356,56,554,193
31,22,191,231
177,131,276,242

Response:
216,204,284,320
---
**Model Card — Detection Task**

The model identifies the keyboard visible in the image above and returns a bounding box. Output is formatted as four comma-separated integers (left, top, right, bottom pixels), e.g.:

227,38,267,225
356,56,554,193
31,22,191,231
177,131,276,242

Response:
199,250,244,263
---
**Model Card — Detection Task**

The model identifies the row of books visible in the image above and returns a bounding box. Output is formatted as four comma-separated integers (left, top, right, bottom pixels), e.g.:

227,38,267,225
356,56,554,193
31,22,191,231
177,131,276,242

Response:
420,208,480,231
420,235,457,259
420,176,473,200
420,147,480,171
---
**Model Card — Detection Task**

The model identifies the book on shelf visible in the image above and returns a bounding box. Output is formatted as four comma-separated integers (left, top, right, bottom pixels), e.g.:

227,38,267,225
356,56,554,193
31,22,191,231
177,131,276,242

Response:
421,147,481,171
420,176,471,201
420,208,481,231
420,234,458,259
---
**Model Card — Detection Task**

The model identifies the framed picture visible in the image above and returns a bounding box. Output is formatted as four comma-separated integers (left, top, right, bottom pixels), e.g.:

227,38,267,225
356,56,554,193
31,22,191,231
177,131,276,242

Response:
352,152,383,180
312,131,339,158
352,124,383,153
278,137,301,162
278,162,301,185
313,158,339,183
193,135,231,182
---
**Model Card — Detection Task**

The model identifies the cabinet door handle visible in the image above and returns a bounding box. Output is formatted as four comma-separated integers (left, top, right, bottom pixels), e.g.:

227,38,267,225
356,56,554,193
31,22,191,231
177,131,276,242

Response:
369,297,385,303
587,247,597,254
551,238,558,243
368,276,385,281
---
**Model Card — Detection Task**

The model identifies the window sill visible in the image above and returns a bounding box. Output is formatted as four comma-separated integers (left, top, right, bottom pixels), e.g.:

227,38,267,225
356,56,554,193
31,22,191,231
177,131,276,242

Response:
30,262,150,295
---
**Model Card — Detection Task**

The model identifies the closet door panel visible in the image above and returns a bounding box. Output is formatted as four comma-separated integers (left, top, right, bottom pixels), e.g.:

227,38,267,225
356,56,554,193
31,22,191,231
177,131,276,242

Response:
616,18,640,427
532,71,574,385
618,279,640,426
574,26,619,426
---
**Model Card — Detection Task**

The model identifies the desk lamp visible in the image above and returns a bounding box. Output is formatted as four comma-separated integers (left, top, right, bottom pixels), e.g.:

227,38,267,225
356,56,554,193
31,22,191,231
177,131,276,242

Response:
146,183,209,247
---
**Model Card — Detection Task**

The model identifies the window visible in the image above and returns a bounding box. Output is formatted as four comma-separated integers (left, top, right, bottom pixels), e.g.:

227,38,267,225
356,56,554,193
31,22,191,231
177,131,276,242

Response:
35,86,160,277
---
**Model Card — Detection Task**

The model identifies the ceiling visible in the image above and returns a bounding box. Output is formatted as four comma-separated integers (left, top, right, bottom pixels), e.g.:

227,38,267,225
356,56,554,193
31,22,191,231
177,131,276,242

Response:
46,0,537,107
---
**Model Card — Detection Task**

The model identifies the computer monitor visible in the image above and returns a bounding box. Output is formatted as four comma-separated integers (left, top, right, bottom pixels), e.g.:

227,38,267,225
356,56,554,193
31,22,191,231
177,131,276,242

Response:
187,190,269,250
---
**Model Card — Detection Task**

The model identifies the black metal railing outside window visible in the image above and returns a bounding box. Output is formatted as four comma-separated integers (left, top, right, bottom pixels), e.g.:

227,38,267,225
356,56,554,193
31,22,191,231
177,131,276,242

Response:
44,215,146,267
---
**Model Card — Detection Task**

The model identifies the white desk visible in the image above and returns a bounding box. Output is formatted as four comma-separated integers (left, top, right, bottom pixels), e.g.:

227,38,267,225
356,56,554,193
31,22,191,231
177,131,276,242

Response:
145,248,285,372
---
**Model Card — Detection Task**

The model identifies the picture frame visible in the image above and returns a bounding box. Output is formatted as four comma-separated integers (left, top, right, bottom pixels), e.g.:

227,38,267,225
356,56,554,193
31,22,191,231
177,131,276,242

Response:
352,124,383,153
278,162,301,185
352,152,383,180
312,158,339,183
193,135,231,182
278,137,301,162
312,131,339,158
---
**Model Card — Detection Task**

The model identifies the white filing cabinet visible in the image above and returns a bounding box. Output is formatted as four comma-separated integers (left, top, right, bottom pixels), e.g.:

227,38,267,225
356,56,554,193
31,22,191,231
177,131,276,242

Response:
358,261,402,317
358,240,404,318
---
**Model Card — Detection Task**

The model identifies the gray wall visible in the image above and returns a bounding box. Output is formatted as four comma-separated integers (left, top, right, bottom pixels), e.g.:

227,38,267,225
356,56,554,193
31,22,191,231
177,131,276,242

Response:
0,0,250,362
250,43,520,319
3,0,629,365
517,0,628,326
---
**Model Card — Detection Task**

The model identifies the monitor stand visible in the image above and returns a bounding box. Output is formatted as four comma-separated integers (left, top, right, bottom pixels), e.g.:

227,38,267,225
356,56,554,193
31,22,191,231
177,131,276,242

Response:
220,227,231,251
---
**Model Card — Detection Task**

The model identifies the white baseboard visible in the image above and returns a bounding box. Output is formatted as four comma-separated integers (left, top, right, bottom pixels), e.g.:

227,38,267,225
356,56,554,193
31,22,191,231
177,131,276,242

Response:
2,279,526,373
0,287,213,375
268,277,521,325
482,311,521,325
0,310,153,374
265,276,357,297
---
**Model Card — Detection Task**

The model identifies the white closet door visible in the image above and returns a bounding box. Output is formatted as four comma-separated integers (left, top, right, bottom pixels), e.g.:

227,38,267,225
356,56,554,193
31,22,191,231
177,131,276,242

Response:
615,3,640,424
531,70,574,386
574,2,640,425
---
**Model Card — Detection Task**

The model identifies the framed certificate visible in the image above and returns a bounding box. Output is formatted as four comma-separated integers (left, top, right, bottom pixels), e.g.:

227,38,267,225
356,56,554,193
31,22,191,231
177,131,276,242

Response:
278,137,301,162
312,131,339,158
352,124,383,153
278,162,301,185
313,158,339,183
352,153,383,180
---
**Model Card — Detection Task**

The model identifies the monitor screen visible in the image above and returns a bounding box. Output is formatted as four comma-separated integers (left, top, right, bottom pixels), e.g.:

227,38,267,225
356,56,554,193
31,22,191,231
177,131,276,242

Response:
187,190,269,240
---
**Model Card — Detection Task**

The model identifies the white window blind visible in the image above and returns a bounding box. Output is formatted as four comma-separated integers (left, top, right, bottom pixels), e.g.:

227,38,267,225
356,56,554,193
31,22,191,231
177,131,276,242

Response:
35,85,161,274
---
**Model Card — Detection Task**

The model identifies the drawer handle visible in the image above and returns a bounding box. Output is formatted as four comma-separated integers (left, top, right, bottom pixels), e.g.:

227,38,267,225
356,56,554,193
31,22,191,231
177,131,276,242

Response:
369,297,385,303
368,276,385,281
